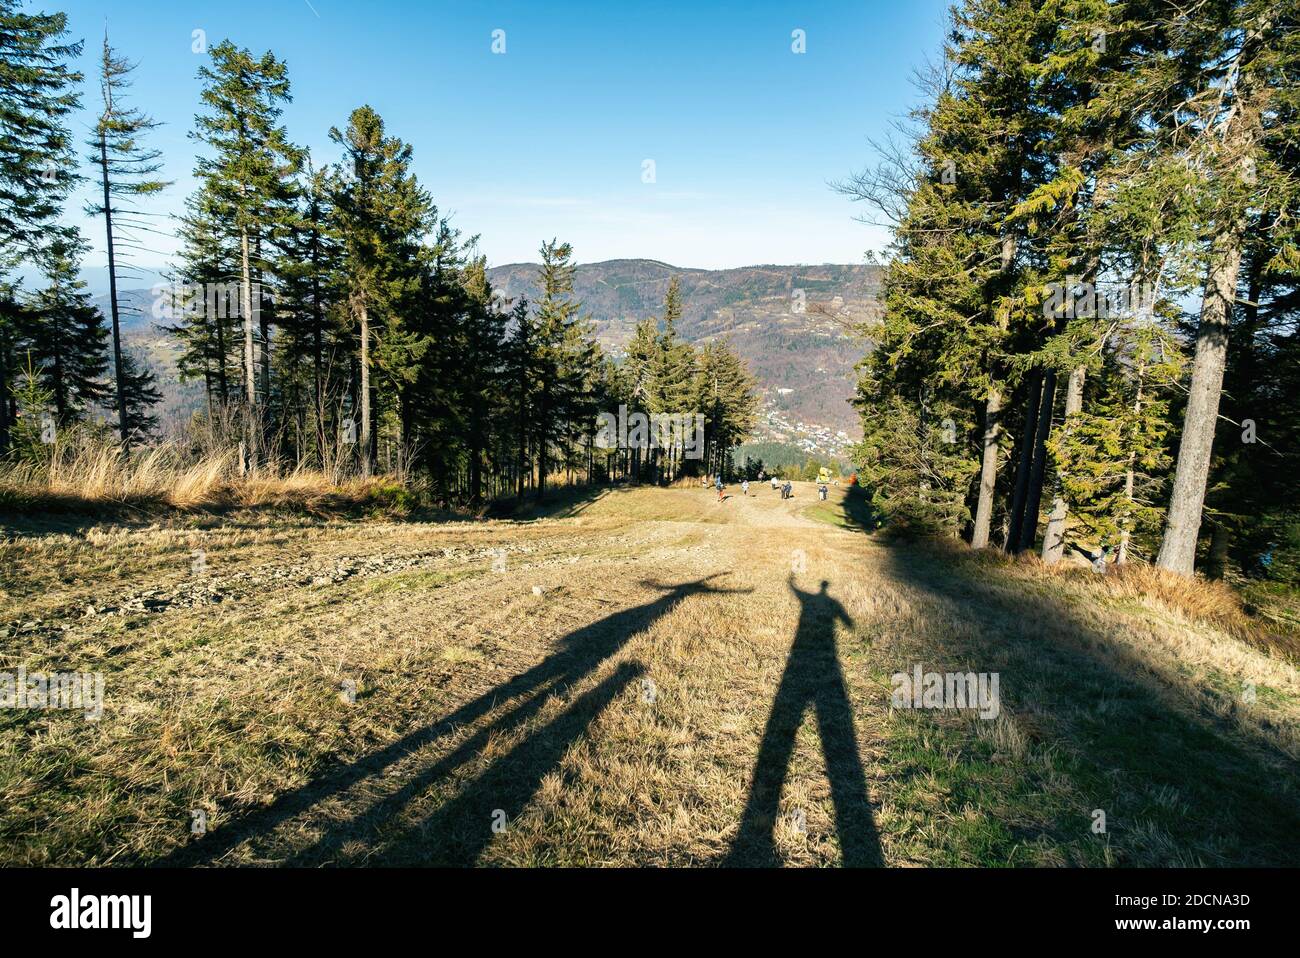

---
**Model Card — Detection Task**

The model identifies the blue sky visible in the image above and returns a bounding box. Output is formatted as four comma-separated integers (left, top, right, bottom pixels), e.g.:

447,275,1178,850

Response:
52,0,950,290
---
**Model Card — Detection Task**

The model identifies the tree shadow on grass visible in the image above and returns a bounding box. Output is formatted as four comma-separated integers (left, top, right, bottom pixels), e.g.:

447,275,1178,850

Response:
875,542,1300,866
485,482,626,521
724,576,883,867
803,485,880,534
153,574,747,867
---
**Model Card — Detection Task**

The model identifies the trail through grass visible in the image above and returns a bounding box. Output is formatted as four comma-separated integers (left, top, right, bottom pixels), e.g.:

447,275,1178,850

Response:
1,482,1296,866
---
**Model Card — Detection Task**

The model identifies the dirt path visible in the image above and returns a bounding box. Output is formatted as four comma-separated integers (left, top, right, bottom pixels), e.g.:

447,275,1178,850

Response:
2,483,1296,867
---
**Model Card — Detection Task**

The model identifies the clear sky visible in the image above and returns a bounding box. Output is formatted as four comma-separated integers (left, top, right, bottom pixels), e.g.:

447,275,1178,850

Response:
52,0,950,290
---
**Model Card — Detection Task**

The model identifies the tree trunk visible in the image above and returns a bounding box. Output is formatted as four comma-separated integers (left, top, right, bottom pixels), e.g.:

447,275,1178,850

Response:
214,308,228,406
536,386,549,501
1117,461,1135,565
1206,522,1231,580
1007,369,1043,552
358,299,372,477
241,229,256,407
51,294,67,421
240,228,257,468
469,419,484,505
0,324,10,456
258,293,271,416
100,130,129,449
1042,365,1086,563
310,234,326,462
1156,233,1244,575
974,233,1016,549
1117,370,1145,566
1017,368,1057,552
970,387,1002,549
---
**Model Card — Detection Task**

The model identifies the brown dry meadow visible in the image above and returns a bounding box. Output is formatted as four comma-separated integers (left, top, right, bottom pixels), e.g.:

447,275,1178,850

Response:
1,482,1297,866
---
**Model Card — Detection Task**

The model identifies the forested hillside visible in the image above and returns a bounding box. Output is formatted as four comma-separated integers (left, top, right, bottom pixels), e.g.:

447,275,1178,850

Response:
489,259,877,438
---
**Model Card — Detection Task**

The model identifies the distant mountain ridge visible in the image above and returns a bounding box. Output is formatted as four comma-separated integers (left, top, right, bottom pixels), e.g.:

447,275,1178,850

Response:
97,259,880,446
487,259,879,444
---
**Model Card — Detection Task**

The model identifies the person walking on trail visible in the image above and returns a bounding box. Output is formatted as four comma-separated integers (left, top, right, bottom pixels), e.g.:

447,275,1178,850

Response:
741,479,750,496
818,483,828,501
771,476,780,492
782,480,793,500
715,475,725,502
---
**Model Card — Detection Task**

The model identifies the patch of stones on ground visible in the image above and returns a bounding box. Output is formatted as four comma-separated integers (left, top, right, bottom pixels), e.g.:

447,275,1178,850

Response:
0,535,626,641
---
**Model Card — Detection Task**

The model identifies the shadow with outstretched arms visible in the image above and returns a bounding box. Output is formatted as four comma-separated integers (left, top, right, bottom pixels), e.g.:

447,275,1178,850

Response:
153,574,749,866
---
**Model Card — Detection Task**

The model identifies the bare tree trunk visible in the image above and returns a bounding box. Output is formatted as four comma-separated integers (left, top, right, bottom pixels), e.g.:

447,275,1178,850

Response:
1017,368,1057,552
1117,370,1145,566
1156,233,1244,575
240,229,257,468
241,229,255,407
100,130,129,449
972,233,1016,549
536,387,549,500
214,308,228,406
1007,368,1043,550
1117,461,1135,565
359,299,372,477
1042,365,1086,563
971,387,1002,549
310,239,326,462
0,325,9,456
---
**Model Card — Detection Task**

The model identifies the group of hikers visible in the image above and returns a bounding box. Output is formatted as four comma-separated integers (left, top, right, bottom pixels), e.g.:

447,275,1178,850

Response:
705,470,827,503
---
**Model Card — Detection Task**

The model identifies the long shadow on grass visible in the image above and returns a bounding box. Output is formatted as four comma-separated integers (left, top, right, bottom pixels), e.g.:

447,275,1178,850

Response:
724,576,883,867
153,574,745,867
876,542,1300,866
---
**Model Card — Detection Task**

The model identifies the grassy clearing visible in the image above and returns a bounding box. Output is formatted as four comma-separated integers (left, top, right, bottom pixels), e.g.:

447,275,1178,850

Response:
0,482,1296,866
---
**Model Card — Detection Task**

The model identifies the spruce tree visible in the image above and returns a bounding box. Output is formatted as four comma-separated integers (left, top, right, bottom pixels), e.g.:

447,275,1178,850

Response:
16,239,109,426
0,0,82,453
531,239,583,500
329,105,436,476
87,32,169,449
1156,1,1297,574
190,40,302,447
107,349,161,443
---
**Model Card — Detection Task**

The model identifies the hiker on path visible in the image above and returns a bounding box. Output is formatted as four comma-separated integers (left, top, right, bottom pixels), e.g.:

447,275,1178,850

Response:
741,479,750,496
715,474,725,502
771,476,780,491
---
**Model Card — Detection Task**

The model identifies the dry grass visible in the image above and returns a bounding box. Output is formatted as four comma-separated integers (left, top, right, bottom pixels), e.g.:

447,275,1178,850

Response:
1,482,1296,867
0,437,405,515
1007,549,1300,661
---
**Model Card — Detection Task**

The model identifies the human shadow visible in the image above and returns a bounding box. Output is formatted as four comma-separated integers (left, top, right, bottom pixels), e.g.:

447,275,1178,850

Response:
724,577,882,867
153,574,746,866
